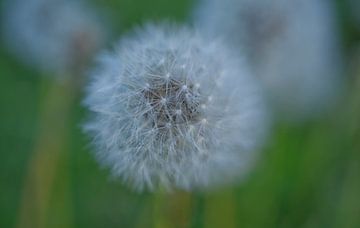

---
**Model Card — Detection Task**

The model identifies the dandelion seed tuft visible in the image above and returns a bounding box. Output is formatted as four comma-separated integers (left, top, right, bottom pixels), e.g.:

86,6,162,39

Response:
83,23,268,191
195,0,343,120
2,0,105,75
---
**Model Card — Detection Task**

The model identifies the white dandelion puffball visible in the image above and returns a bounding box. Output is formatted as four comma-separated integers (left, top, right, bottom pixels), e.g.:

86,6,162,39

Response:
83,24,268,191
2,0,105,74
195,0,343,120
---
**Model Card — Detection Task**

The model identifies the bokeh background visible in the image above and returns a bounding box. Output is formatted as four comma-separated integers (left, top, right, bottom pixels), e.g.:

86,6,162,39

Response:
0,0,360,227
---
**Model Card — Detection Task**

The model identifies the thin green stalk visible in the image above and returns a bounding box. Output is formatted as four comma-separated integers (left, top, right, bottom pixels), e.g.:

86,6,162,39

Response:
16,78,76,228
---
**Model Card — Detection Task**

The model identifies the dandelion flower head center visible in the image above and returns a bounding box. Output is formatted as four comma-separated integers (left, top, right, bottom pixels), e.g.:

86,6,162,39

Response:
134,64,208,137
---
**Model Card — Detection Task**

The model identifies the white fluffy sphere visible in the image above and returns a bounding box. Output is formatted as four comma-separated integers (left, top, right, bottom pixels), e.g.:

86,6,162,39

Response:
83,24,268,191
195,0,343,120
2,0,105,74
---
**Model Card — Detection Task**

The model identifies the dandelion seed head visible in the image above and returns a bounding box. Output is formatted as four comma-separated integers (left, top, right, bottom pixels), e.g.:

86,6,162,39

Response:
83,23,268,191
195,0,343,121
2,0,106,74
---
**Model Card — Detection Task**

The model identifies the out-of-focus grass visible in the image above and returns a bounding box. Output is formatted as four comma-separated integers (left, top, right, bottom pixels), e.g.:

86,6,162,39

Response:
0,47,42,228
0,0,359,227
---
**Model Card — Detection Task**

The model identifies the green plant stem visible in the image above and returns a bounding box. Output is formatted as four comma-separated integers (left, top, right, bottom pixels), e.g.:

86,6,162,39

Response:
16,78,76,228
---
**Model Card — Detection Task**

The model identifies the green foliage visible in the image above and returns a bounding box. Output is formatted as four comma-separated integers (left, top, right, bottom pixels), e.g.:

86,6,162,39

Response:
0,0,359,227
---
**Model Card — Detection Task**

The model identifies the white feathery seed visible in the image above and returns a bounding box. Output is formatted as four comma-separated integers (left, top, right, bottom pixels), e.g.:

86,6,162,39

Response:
2,0,105,74
195,0,343,120
83,24,268,191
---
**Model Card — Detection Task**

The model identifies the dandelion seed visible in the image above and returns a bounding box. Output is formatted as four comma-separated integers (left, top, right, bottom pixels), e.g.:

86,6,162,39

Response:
83,23,268,191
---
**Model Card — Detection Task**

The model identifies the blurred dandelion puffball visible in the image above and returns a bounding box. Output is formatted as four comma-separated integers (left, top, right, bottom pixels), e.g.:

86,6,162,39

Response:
2,0,105,74
195,0,342,120
83,24,268,191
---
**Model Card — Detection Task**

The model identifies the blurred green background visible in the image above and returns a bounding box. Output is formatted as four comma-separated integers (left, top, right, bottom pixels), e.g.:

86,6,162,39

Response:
1,0,360,227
